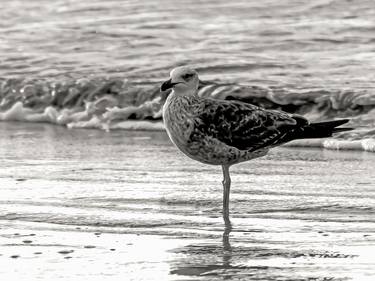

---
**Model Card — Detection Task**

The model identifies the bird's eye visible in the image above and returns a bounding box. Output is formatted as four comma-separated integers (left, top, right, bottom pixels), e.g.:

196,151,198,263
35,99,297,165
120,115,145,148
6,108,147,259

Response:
182,73,194,80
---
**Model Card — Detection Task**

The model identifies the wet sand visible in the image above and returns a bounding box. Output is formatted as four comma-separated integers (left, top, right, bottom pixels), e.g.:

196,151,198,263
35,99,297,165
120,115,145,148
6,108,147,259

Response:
0,122,374,280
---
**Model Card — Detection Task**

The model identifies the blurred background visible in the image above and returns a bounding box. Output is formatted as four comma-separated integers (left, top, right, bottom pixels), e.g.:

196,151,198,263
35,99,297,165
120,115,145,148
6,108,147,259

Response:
0,0,374,151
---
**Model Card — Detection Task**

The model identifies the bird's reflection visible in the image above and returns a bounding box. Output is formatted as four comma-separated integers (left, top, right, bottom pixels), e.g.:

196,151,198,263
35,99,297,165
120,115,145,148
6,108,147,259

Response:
169,224,234,278
169,220,349,280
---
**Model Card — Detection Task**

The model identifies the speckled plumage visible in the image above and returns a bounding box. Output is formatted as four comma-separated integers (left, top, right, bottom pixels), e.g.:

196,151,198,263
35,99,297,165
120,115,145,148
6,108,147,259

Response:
163,94,305,166
161,66,351,224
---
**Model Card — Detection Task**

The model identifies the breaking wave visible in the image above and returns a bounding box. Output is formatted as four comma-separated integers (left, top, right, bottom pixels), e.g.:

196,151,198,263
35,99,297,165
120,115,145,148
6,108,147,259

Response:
1,77,374,152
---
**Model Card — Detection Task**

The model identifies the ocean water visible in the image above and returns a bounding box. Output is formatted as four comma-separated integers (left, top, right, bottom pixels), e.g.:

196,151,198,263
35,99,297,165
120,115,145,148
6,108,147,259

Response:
0,123,375,280
1,0,375,151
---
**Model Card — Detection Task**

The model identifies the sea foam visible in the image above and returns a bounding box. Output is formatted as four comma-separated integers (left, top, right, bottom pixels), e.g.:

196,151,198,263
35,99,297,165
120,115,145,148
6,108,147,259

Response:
0,78,374,152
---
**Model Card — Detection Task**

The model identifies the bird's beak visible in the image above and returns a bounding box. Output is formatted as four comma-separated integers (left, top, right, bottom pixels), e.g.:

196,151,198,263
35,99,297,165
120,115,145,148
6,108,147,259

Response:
160,78,178,92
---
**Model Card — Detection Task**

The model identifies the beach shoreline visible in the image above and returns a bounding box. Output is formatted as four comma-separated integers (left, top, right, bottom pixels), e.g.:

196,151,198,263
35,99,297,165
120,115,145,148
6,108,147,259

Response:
0,122,374,280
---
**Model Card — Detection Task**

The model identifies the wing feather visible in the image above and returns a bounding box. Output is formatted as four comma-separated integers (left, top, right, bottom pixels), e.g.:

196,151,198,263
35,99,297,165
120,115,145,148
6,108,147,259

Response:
191,98,305,151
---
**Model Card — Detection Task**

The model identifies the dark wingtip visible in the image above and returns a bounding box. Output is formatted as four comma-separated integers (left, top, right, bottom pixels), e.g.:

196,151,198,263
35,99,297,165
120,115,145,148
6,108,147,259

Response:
297,119,353,139
332,127,354,133
312,119,350,128
332,119,350,127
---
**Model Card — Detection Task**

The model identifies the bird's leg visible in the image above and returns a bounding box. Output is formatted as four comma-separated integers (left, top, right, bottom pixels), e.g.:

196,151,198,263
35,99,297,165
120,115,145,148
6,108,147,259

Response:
221,165,232,227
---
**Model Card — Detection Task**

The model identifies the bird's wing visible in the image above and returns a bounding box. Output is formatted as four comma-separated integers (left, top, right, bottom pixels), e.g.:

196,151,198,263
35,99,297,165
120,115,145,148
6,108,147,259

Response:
192,98,308,151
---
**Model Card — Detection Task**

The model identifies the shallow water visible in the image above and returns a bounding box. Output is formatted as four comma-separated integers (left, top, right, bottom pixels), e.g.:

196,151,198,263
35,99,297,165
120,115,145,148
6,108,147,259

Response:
0,123,374,280
0,0,375,151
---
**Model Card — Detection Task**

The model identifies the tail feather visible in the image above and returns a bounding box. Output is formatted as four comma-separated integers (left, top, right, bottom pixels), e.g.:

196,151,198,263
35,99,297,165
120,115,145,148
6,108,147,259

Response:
296,119,353,139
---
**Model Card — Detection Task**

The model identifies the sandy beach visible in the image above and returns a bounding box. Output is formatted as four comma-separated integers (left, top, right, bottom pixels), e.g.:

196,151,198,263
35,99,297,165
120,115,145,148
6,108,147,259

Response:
0,122,374,280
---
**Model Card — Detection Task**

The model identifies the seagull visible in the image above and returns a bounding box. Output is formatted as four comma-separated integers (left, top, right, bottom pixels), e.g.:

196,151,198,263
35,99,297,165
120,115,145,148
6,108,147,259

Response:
160,66,352,225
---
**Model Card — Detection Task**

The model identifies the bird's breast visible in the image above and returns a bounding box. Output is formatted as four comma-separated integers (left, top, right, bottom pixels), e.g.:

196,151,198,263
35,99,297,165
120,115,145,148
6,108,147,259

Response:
162,95,268,165
163,95,196,154
163,95,232,165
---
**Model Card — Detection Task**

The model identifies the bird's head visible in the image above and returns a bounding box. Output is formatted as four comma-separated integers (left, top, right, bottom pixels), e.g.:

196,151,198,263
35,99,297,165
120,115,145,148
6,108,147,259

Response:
160,66,199,96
